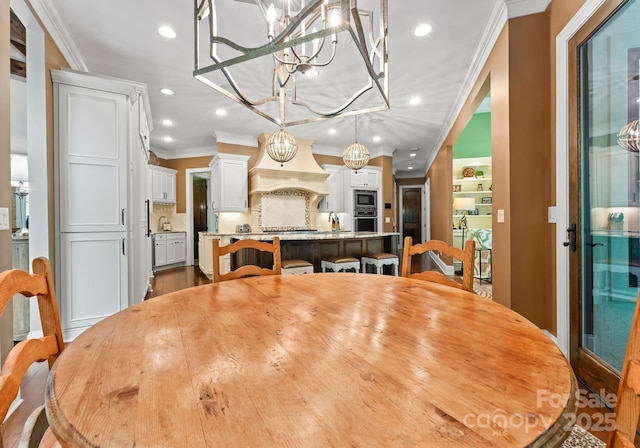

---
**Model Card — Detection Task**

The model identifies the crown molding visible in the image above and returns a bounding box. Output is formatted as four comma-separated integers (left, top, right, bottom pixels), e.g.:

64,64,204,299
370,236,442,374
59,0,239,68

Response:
27,0,88,71
151,146,216,160
311,144,341,157
312,144,394,159
504,0,551,19
213,132,258,147
426,0,507,173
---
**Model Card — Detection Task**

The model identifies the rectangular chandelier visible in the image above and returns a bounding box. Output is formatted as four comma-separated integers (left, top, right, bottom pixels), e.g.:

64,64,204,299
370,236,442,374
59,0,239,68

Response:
194,0,389,127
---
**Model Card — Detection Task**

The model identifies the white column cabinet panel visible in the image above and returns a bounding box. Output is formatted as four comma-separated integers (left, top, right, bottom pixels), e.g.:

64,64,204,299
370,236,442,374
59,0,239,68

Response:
57,84,128,233
59,233,128,339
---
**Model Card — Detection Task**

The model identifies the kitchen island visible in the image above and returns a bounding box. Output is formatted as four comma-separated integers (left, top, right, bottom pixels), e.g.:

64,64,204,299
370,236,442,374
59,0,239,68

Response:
198,231,399,279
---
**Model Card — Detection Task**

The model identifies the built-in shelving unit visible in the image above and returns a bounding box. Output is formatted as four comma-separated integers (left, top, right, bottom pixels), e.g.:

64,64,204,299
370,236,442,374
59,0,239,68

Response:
452,157,492,254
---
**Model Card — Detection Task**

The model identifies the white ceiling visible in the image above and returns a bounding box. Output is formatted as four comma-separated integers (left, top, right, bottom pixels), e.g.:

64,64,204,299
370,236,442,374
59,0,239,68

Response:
14,0,549,177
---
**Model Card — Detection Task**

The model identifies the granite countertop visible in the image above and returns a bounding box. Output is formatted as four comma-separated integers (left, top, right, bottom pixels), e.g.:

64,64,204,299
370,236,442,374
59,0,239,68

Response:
152,230,186,235
199,231,399,241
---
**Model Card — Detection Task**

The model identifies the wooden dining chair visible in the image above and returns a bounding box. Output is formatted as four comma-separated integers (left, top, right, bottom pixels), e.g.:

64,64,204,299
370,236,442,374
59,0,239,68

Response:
213,237,282,283
0,257,65,448
401,236,475,293
604,289,640,447
560,289,640,448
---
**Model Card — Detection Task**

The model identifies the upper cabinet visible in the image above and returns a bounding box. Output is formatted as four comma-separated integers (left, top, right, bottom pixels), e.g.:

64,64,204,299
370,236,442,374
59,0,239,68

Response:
150,166,177,204
320,164,345,212
350,167,381,189
211,153,250,212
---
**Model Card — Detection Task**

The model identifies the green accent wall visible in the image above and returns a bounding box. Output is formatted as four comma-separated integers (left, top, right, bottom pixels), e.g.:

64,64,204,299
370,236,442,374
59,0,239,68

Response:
453,112,491,158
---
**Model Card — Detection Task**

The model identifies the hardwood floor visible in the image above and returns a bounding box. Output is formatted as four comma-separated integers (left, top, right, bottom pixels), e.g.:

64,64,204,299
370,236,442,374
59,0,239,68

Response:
145,264,210,299
0,264,627,446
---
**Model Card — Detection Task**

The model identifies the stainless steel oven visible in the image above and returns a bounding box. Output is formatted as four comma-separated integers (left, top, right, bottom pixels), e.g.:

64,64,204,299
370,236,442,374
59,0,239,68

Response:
354,207,377,232
354,189,378,232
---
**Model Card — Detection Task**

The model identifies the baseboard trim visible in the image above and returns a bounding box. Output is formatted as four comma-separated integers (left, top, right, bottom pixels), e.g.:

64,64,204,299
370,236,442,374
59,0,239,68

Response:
429,251,455,276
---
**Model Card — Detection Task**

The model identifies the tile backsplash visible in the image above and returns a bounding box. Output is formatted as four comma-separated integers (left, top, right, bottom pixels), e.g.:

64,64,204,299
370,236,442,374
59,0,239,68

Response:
258,190,310,231
150,203,186,233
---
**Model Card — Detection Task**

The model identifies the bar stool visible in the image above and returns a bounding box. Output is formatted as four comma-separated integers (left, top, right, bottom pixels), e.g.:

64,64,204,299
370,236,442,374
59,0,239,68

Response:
361,253,399,276
281,259,314,275
321,256,360,273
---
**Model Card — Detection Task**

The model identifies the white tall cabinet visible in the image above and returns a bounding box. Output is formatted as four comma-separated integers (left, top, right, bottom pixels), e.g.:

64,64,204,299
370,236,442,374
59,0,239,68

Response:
52,69,153,341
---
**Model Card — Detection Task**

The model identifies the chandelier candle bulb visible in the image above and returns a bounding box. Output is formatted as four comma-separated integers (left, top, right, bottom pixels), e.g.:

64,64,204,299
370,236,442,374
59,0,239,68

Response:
267,4,276,38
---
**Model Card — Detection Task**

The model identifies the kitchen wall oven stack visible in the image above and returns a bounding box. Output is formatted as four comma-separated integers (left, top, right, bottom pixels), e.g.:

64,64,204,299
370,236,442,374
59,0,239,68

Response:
354,189,377,232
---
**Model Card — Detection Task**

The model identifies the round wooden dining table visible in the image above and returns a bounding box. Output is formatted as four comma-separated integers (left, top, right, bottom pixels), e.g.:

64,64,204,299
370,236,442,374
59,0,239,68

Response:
46,273,576,447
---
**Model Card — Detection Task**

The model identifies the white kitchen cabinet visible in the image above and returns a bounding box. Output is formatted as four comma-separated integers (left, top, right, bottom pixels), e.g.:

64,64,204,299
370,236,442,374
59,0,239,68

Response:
137,93,151,152
53,68,152,340
59,232,128,340
350,168,381,188
153,234,167,266
150,166,177,204
56,84,128,233
198,233,231,280
320,164,345,212
153,232,186,268
210,154,249,212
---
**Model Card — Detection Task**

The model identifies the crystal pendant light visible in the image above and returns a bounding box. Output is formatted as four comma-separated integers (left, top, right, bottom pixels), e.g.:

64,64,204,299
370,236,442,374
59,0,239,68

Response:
342,116,370,170
266,129,298,166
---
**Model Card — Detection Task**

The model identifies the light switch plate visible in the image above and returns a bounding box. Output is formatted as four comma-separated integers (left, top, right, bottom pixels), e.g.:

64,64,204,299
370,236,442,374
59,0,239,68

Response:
385,217,391,223
548,206,557,223
0,207,9,230
497,209,505,223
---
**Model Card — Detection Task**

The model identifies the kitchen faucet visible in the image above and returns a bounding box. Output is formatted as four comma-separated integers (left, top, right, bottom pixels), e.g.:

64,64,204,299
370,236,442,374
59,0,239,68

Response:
328,211,339,234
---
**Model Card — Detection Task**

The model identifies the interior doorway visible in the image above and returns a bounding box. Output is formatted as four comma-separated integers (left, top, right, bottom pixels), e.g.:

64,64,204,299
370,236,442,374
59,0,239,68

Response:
400,187,423,244
192,177,208,260
185,168,211,266
568,0,639,403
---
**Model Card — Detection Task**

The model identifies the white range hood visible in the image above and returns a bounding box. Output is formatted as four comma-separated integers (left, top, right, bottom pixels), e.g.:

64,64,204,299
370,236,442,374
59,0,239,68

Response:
249,134,329,195
249,133,330,230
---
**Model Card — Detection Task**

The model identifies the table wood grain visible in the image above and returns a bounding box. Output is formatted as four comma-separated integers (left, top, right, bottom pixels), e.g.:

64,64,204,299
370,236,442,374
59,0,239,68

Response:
46,273,576,447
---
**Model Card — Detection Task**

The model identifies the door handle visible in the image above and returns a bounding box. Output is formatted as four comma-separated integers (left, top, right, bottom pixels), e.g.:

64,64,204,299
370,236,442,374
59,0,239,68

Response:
562,221,577,252
121,209,125,226
122,239,126,255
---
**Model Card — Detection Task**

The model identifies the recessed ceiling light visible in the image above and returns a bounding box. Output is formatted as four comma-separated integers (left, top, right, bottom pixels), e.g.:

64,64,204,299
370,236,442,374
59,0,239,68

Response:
162,119,173,126
216,109,227,116
414,24,432,37
306,68,319,77
409,97,421,105
410,153,416,157
408,166,414,170
161,88,174,95
329,129,337,135
163,136,173,142
158,26,176,39
373,136,381,142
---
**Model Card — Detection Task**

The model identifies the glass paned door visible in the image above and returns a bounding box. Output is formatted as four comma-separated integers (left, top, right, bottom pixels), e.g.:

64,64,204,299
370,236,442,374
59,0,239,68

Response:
574,0,640,398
